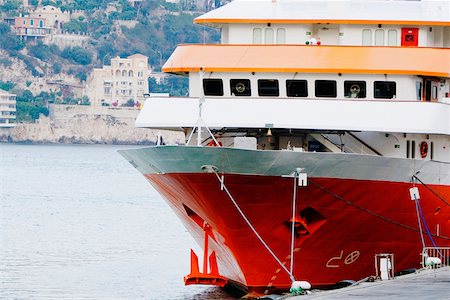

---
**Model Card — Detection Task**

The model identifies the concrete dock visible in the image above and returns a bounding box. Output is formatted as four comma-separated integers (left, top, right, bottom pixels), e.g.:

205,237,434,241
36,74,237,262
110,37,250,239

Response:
295,267,450,300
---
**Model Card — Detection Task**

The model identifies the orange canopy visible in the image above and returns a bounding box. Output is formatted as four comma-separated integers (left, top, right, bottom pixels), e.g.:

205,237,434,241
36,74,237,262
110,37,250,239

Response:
162,45,450,77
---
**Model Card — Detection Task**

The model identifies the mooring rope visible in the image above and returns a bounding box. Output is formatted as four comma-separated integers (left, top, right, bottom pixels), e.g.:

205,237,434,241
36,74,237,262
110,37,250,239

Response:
212,171,296,283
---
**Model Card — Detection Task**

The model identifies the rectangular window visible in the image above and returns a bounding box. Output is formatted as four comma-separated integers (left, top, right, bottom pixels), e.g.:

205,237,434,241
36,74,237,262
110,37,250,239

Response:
374,81,396,99
406,140,410,158
416,81,422,100
258,79,279,96
375,29,384,46
315,80,337,98
286,80,308,97
411,141,416,159
387,29,397,46
230,79,251,96
276,28,286,44
253,28,262,44
344,81,366,98
432,85,438,100
265,28,274,44
430,142,434,160
203,79,224,96
362,29,372,46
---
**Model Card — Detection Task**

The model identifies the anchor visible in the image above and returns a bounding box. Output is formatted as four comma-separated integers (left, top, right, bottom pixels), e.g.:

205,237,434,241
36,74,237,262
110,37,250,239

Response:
184,223,227,287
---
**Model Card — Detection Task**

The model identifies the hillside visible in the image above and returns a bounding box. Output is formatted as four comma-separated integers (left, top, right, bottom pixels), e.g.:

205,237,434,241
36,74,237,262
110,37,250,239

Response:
0,0,220,122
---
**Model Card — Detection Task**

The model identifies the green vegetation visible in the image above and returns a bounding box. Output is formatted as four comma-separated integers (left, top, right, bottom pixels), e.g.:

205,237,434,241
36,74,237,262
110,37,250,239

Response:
0,80,16,91
15,90,49,122
61,46,92,65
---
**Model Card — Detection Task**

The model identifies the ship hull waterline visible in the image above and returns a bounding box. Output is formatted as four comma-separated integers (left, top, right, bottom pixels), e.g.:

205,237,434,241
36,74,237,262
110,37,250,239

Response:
120,146,450,293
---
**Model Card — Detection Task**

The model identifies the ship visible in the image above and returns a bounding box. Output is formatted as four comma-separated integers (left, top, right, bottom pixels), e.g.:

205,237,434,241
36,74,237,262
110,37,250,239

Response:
119,0,450,296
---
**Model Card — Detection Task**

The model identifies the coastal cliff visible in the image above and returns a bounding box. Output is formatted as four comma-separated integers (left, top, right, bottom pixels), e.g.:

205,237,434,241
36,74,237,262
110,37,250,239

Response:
0,104,184,145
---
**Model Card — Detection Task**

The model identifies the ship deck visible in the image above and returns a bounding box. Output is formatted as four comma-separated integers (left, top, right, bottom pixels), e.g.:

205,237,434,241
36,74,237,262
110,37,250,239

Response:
296,267,450,299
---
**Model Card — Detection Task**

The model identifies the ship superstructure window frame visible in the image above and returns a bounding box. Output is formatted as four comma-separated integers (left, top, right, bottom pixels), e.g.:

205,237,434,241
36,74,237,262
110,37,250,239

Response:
387,29,398,46
344,81,366,98
374,81,396,99
265,28,274,44
230,79,251,96
315,80,337,98
203,79,224,96
362,29,372,46
258,79,279,97
253,28,262,44
375,29,385,46
286,80,308,97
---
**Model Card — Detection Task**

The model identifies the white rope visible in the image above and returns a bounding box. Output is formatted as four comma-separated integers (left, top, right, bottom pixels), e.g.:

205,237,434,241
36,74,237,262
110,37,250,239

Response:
212,171,296,283
289,176,297,275
414,196,426,252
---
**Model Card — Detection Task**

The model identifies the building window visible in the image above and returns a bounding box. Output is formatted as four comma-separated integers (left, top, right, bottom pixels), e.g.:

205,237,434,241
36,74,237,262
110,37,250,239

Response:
362,29,372,46
104,87,111,95
344,81,366,98
253,28,262,44
286,80,308,97
39,20,43,27
265,28,274,44
411,140,416,159
129,70,133,77
315,80,337,98
375,29,384,46
387,29,397,46
138,71,143,77
30,19,34,26
203,79,224,96
122,70,127,77
374,81,396,99
230,79,251,96
277,28,286,44
258,79,279,96
115,70,120,76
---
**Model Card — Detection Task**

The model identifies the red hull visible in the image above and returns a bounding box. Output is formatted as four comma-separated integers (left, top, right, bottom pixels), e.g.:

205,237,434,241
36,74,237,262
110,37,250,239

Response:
145,172,450,292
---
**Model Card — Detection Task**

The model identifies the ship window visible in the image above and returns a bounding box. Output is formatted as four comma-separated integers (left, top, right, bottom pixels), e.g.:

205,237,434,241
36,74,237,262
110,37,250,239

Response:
230,79,251,96
265,28,274,44
375,29,385,46
388,29,397,46
286,80,308,97
258,79,279,96
430,142,434,160
277,28,286,44
432,86,438,100
411,141,416,158
362,29,372,45
315,80,337,98
406,140,410,158
416,81,422,100
253,28,262,44
203,79,223,96
374,81,396,99
344,81,366,98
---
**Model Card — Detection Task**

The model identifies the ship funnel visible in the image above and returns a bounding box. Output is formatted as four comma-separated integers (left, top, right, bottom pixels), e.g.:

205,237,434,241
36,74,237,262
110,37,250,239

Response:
201,165,218,173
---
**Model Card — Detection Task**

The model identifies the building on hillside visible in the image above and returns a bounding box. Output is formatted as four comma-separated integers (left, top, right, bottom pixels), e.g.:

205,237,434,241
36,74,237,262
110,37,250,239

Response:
30,5,71,33
0,89,16,127
14,16,53,40
85,54,150,107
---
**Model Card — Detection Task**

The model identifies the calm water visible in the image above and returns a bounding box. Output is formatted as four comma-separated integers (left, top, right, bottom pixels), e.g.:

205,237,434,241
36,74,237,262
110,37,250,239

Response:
0,144,234,299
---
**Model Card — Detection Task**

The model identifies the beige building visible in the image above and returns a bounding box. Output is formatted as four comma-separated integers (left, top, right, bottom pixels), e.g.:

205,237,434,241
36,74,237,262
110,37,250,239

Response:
85,54,150,106
30,5,71,33
0,89,16,127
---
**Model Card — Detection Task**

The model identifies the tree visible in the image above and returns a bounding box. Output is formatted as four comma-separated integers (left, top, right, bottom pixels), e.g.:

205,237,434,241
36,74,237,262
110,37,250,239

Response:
61,46,92,65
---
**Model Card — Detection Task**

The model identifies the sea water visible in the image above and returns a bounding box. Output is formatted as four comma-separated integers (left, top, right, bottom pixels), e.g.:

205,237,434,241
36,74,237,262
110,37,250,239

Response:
0,144,234,299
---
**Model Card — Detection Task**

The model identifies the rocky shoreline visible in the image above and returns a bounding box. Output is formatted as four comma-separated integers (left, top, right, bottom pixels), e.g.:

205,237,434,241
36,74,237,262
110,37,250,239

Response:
0,104,184,145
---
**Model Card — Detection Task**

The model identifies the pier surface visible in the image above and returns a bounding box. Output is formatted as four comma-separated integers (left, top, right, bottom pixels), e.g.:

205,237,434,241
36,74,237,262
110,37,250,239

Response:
297,267,450,300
